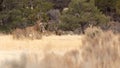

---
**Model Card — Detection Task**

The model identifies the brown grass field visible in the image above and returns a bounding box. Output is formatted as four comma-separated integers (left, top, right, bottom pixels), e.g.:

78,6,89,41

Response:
0,34,83,68
0,35,83,51
0,28,120,68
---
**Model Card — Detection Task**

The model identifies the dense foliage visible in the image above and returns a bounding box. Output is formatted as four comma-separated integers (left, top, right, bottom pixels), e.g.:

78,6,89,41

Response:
60,0,109,32
95,0,120,15
115,0,120,15
0,0,119,33
0,0,53,32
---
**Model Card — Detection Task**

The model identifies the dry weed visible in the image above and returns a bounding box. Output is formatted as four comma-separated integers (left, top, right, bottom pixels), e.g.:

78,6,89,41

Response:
12,28,26,39
39,50,81,68
1,26,120,68
81,27,120,68
0,53,27,68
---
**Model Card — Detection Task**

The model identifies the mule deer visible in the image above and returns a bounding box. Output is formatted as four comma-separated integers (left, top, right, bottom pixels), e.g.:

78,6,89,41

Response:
12,20,45,40
25,20,44,39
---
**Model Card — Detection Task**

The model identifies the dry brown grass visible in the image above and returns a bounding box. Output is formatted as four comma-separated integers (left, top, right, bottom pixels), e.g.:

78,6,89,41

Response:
0,34,82,68
39,50,81,68
0,50,81,68
80,26,120,68
0,27,120,68
0,35,82,51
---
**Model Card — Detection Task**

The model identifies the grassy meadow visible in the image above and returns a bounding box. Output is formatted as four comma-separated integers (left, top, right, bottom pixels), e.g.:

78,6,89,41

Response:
0,28,120,68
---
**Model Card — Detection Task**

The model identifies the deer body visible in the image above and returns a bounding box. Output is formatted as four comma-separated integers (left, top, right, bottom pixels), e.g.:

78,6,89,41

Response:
12,20,44,40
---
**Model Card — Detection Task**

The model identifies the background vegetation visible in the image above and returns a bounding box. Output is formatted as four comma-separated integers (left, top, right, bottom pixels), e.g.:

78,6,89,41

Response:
0,0,53,33
0,0,120,34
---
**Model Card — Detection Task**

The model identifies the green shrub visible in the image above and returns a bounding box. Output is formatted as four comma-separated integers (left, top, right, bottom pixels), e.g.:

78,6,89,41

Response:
0,0,53,32
60,0,109,31
95,0,116,11
115,0,120,15
95,0,120,15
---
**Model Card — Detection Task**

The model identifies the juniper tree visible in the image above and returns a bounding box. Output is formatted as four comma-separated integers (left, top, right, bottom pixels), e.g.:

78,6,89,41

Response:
60,0,109,33
0,0,53,32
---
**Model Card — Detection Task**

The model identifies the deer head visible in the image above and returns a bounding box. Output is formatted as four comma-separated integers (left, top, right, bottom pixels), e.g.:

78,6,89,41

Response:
35,19,45,32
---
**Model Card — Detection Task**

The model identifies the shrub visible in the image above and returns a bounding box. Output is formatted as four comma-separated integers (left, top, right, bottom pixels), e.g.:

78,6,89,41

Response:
115,0,120,15
46,0,71,10
0,0,53,32
95,0,120,15
39,50,80,68
95,0,116,12
81,27,120,68
60,0,109,31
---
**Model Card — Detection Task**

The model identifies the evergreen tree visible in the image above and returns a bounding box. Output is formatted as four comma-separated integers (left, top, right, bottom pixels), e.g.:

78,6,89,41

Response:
0,0,53,32
115,0,120,15
95,0,116,12
60,0,109,32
